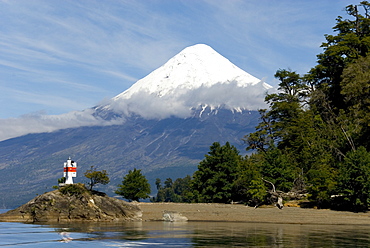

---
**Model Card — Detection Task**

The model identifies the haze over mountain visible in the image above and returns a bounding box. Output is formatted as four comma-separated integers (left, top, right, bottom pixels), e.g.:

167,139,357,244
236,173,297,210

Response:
0,44,272,208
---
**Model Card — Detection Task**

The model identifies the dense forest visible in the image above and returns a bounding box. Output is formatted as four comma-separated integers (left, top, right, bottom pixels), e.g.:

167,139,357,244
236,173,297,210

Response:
153,2,370,212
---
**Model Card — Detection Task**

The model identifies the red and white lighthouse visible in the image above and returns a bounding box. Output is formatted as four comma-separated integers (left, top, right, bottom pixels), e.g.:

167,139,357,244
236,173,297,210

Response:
64,157,77,184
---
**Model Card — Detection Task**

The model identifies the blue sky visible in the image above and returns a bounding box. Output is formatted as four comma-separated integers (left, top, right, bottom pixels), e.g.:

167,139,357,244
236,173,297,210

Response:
0,0,355,120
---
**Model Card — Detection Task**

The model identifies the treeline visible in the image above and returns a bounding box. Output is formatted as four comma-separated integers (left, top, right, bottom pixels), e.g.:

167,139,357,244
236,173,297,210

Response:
152,141,290,207
153,2,370,212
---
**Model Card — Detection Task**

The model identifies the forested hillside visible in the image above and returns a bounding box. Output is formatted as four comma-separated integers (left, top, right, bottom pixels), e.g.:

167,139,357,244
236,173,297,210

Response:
244,1,370,211
153,2,370,212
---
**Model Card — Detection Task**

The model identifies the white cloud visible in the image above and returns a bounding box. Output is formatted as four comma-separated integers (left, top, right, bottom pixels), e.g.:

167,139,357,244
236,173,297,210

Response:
0,109,124,141
0,81,271,141
107,81,272,120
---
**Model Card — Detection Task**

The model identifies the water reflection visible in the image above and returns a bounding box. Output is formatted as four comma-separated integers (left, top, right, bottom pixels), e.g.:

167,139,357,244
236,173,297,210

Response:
46,221,370,247
189,222,370,247
53,221,150,242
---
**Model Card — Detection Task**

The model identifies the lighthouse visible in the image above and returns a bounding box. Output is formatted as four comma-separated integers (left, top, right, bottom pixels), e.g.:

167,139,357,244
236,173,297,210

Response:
63,157,77,184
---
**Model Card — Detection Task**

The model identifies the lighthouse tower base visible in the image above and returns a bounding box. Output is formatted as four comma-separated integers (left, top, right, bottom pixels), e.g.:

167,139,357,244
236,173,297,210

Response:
65,177,74,185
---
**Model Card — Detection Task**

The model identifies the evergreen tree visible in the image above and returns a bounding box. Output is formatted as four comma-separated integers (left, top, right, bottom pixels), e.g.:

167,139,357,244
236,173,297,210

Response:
309,1,370,111
336,147,370,211
173,175,193,202
192,142,241,203
233,154,267,206
115,168,151,202
340,54,370,150
153,176,192,202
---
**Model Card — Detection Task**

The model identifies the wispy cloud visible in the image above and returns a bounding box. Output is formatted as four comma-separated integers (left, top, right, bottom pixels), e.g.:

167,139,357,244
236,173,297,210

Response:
0,109,124,141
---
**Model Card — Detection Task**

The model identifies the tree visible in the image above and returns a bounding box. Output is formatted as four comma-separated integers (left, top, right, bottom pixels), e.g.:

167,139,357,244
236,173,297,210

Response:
309,1,370,111
241,2,370,210
115,168,151,202
340,54,370,150
84,166,110,191
153,176,193,203
192,142,241,203
336,147,370,211
233,154,267,206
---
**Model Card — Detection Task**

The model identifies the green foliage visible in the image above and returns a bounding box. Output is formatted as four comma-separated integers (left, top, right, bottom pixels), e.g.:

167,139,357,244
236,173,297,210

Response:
233,154,267,206
306,160,337,208
192,142,242,203
336,147,370,211
59,183,88,196
58,177,66,184
84,166,110,191
153,176,193,203
243,109,274,152
240,2,370,211
309,1,370,110
115,168,151,202
341,54,370,149
259,146,297,192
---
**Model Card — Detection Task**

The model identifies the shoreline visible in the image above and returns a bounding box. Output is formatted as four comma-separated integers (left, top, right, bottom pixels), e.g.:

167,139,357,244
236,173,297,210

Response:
137,202,370,225
1,202,369,225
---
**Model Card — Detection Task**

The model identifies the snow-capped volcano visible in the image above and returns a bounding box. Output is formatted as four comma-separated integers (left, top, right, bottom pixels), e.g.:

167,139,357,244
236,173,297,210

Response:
104,44,272,119
115,44,269,98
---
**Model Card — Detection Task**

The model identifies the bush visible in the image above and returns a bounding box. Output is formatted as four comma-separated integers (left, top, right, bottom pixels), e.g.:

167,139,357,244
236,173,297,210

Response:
59,183,88,196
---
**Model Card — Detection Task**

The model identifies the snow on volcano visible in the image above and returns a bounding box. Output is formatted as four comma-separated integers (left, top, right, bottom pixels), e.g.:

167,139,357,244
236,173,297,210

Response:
105,44,273,119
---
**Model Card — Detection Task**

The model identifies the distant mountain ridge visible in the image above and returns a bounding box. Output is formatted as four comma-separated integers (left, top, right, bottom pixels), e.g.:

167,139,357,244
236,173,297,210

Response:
0,44,271,208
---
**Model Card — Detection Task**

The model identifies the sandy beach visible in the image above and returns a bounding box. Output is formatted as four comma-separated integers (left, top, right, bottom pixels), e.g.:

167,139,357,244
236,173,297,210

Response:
137,202,370,225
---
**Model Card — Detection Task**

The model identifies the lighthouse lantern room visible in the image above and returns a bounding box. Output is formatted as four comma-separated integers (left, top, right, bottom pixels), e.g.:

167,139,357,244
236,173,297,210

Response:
64,157,77,184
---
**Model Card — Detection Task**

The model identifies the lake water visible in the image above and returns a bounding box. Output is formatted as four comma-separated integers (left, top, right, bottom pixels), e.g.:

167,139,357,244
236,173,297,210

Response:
1,210,370,247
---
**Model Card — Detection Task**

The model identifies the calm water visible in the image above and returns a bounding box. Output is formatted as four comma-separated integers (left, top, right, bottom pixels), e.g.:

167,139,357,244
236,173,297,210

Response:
0,210,370,247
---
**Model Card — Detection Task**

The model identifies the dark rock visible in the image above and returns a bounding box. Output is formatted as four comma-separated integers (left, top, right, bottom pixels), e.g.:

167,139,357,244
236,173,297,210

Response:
0,185,142,223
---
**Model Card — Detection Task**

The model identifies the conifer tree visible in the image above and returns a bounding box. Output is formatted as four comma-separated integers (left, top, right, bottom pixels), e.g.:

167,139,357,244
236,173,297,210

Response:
192,142,241,203
115,168,151,202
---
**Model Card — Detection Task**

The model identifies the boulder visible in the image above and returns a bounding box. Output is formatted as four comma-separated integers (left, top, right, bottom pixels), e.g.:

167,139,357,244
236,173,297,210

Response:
0,184,142,223
162,210,188,222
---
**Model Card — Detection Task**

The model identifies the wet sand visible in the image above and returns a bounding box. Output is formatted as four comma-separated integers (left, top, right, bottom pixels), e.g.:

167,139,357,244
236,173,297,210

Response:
137,202,370,225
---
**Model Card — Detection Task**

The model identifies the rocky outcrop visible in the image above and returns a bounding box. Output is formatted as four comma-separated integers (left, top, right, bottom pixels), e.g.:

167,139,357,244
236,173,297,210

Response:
0,184,142,223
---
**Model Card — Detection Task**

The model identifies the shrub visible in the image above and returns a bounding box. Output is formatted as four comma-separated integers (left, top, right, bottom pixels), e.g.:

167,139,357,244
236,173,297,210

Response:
59,183,88,196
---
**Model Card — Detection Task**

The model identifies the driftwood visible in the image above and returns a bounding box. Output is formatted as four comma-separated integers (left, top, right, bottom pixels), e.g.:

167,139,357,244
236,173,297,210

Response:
262,178,284,209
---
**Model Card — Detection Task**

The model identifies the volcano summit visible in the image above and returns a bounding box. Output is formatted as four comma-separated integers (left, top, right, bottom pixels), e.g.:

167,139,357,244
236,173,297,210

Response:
99,44,272,119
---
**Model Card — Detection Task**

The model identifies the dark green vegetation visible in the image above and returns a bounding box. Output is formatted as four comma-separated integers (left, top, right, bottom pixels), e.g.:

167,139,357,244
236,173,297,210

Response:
152,142,270,206
152,176,193,203
84,166,110,190
115,168,151,202
153,2,370,212
245,2,370,211
59,183,89,196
